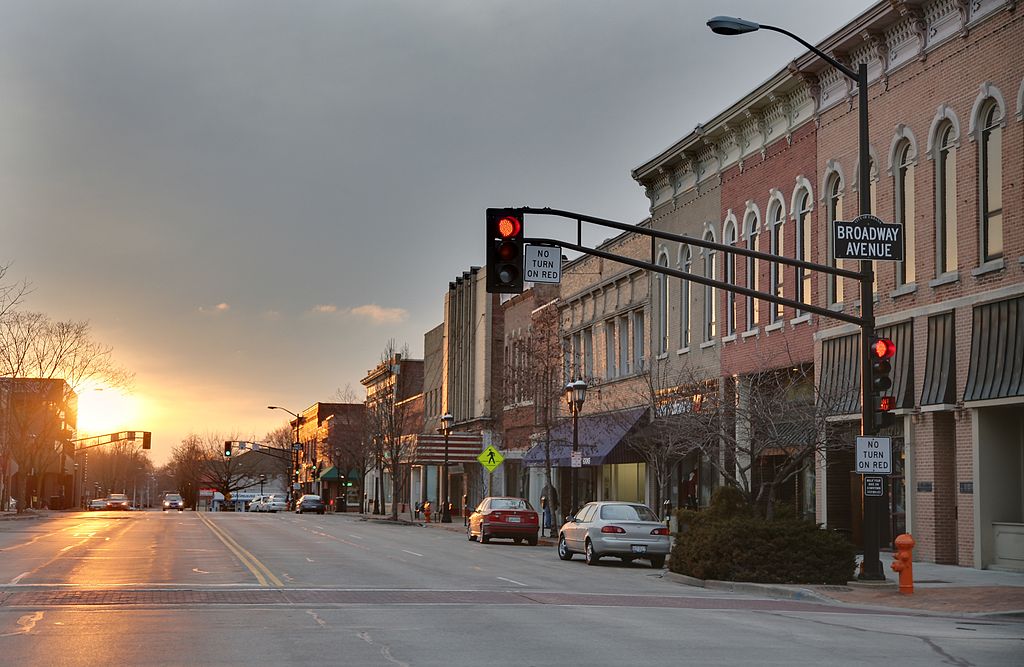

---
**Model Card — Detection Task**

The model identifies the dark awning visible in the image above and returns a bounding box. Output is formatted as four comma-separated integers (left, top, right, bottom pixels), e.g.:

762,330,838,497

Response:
964,296,1024,402
818,333,860,415
921,312,956,406
318,466,340,481
878,320,913,409
523,407,648,467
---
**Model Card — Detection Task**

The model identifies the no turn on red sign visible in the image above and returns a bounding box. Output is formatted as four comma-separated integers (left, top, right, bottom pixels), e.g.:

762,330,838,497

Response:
856,436,892,475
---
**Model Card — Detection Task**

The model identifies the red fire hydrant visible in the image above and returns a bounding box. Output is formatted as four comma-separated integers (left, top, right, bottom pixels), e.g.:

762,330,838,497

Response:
891,533,915,594
423,501,432,524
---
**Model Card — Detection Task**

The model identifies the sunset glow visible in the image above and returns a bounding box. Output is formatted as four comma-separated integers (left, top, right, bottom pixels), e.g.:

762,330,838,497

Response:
76,387,143,436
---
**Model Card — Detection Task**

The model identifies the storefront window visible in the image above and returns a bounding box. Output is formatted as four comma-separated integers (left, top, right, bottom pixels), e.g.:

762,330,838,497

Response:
601,463,646,503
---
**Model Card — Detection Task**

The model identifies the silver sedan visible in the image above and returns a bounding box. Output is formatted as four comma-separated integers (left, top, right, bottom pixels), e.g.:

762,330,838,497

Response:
557,501,670,568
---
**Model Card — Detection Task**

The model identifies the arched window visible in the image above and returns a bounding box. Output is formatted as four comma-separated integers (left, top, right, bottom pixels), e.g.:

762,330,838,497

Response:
935,123,958,275
769,202,785,323
681,246,692,349
745,212,760,328
980,102,1003,262
723,222,737,335
794,190,812,311
703,232,717,341
656,253,669,354
894,141,916,286
826,174,845,304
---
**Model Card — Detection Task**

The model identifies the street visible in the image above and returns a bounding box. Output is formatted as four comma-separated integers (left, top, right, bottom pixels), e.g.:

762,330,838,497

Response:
0,512,1021,666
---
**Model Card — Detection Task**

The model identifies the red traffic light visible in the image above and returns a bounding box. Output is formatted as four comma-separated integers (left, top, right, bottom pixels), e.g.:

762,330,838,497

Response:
878,396,896,411
871,338,896,359
496,215,521,239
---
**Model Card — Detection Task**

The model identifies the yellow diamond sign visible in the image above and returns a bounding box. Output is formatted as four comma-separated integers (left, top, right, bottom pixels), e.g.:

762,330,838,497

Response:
477,445,504,473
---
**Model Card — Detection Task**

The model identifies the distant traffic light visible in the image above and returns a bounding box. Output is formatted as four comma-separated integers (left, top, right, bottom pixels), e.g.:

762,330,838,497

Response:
223,441,232,457
870,336,896,429
142,432,152,450
486,208,524,294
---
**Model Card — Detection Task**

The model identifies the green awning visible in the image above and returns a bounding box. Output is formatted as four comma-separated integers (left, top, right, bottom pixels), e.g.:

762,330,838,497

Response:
318,466,340,481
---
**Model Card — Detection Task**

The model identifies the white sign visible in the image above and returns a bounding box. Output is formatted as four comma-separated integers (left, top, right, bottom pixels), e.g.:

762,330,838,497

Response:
524,245,562,284
856,436,892,475
571,451,582,468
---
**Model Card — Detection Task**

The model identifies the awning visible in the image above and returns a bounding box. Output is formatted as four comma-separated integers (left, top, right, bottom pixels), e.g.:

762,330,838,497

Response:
878,320,913,409
318,466,341,481
818,333,860,415
522,407,647,468
921,312,956,406
964,296,1024,402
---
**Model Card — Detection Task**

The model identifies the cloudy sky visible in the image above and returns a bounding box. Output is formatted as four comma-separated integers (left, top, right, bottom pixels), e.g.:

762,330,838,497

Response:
0,0,870,462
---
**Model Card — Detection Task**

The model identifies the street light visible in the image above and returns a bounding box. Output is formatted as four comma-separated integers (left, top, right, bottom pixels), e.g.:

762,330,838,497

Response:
565,379,587,521
708,16,881,580
268,405,302,505
259,473,266,496
438,412,454,523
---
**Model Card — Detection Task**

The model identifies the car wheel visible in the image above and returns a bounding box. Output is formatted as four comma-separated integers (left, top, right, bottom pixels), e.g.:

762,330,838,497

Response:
178,508,183,512
649,555,666,569
467,525,476,541
162,508,166,512
557,534,573,561
527,534,538,547
318,510,324,515
480,529,490,544
585,539,600,566
514,537,523,545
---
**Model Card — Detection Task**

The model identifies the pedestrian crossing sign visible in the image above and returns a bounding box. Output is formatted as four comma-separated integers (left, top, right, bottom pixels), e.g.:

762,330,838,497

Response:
477,445,504,472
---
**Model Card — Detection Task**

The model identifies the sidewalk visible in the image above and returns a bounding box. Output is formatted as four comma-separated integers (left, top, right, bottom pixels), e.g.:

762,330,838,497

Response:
669,561,1024,617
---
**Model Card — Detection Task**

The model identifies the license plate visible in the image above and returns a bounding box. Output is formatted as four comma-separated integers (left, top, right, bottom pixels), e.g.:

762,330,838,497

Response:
631,545,647,554
507,516,521,522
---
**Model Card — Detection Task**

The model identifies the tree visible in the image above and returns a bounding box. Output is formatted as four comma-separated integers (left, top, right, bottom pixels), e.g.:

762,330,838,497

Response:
365,340,416,520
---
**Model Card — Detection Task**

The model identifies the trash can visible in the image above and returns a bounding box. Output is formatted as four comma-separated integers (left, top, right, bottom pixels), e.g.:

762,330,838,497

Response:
49,495,63,510
336,496,347,513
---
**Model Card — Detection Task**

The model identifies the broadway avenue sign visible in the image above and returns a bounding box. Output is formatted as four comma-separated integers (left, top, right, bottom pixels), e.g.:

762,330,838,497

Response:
832,214,904,262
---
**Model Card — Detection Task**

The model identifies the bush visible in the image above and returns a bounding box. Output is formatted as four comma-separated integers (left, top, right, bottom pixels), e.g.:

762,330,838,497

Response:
670,487,855,585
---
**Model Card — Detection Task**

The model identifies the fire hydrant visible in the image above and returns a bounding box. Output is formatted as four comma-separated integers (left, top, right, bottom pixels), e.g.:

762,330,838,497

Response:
423,501,432,524
891,533,915,594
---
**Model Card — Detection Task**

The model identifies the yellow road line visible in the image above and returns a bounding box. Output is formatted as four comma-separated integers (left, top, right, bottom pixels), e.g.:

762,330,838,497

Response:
196,513,283,587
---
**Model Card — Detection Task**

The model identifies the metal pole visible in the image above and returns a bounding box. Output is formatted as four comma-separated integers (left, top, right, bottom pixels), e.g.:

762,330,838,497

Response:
856,62,884,581
570,409,579,520
441,431,451,522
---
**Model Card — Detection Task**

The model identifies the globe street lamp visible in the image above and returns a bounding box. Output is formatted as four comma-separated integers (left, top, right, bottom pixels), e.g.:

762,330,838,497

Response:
438,412,454,523
268,405,302,505
565,379,587,520
708,16,881,580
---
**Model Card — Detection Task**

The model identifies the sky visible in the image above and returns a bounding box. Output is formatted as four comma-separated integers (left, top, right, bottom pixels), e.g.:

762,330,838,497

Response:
0,0,871,463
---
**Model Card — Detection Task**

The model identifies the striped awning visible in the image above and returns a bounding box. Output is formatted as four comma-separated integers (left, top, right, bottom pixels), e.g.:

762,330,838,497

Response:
964,296,1024,402
818,333,860,415
410,432,483,464
921,312,956,406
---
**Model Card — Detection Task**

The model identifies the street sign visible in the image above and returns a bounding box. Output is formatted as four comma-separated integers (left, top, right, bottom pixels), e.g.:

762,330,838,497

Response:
856,436,893,475
864,476,884,497
524,245,561,284
832,214,904,261
571,451,582,468
477,445,504,473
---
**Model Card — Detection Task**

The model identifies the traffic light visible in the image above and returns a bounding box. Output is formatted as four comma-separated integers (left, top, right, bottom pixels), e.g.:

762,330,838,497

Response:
486,208,524,294
142,432,152,450
223,441,232,457
870,336,896,429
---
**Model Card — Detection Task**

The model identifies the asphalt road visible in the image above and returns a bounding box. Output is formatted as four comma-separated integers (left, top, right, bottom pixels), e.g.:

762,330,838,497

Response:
0,510,1021,666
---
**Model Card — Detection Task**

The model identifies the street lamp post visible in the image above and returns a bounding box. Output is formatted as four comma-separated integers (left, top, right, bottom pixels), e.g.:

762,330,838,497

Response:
708,16,882,580
564,379,587,521
438,412,454,523
268,405,302,506
373,436,382,515
259,473,266,496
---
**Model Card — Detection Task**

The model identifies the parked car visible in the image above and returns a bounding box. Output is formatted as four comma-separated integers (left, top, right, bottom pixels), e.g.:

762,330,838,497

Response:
262,495,287,513
557,501,669,568
467,496,539,546
295,494,326,514
248,495,267,512
88,498,106,511
105,493,131,511
162,493,185,511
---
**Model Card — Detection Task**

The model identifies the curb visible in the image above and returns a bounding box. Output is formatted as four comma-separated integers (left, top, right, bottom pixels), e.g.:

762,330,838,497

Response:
0,513,45,522
665,571,839,604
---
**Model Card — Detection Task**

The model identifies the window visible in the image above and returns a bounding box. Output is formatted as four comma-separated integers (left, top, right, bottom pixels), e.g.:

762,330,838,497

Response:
572,331,582,378
745,213,759,328
894,142,916,285
632,311,645,371
618,314,630,376
826,174,845,303
656,254,669,354
724,223,736,335
794,190,812,311
980,103,1003,262
583,327,594,379
562,336,572,383
681,246,692,347
704,232,717,340
936,123,958,274
769,202,785,323
604,320,616,379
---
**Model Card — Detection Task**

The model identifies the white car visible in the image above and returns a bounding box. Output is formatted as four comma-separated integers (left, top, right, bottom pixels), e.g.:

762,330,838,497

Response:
248,495,267,512
262,495,288,513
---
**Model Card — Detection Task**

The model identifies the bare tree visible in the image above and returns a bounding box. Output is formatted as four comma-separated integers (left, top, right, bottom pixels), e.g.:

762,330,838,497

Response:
0,263,30,322
365,340,416,520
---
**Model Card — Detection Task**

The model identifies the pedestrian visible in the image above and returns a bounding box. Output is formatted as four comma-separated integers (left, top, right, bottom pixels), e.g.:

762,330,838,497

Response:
414,501,421,519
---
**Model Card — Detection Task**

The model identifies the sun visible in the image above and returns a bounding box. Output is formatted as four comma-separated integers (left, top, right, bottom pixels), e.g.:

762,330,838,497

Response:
76,386,143,436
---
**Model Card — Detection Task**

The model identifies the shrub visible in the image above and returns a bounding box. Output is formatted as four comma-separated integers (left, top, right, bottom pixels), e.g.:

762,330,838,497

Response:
670,488,855,585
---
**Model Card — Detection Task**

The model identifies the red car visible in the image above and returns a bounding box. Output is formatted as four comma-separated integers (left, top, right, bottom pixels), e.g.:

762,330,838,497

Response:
467,496,539,546
105,493,130,510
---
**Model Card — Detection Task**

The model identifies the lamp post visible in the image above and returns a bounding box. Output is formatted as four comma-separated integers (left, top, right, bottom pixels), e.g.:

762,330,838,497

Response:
268,405,302,506
259,473,266,496
564,379,587,521
708,16,882,580
372,435,382,515
438,412,454,523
